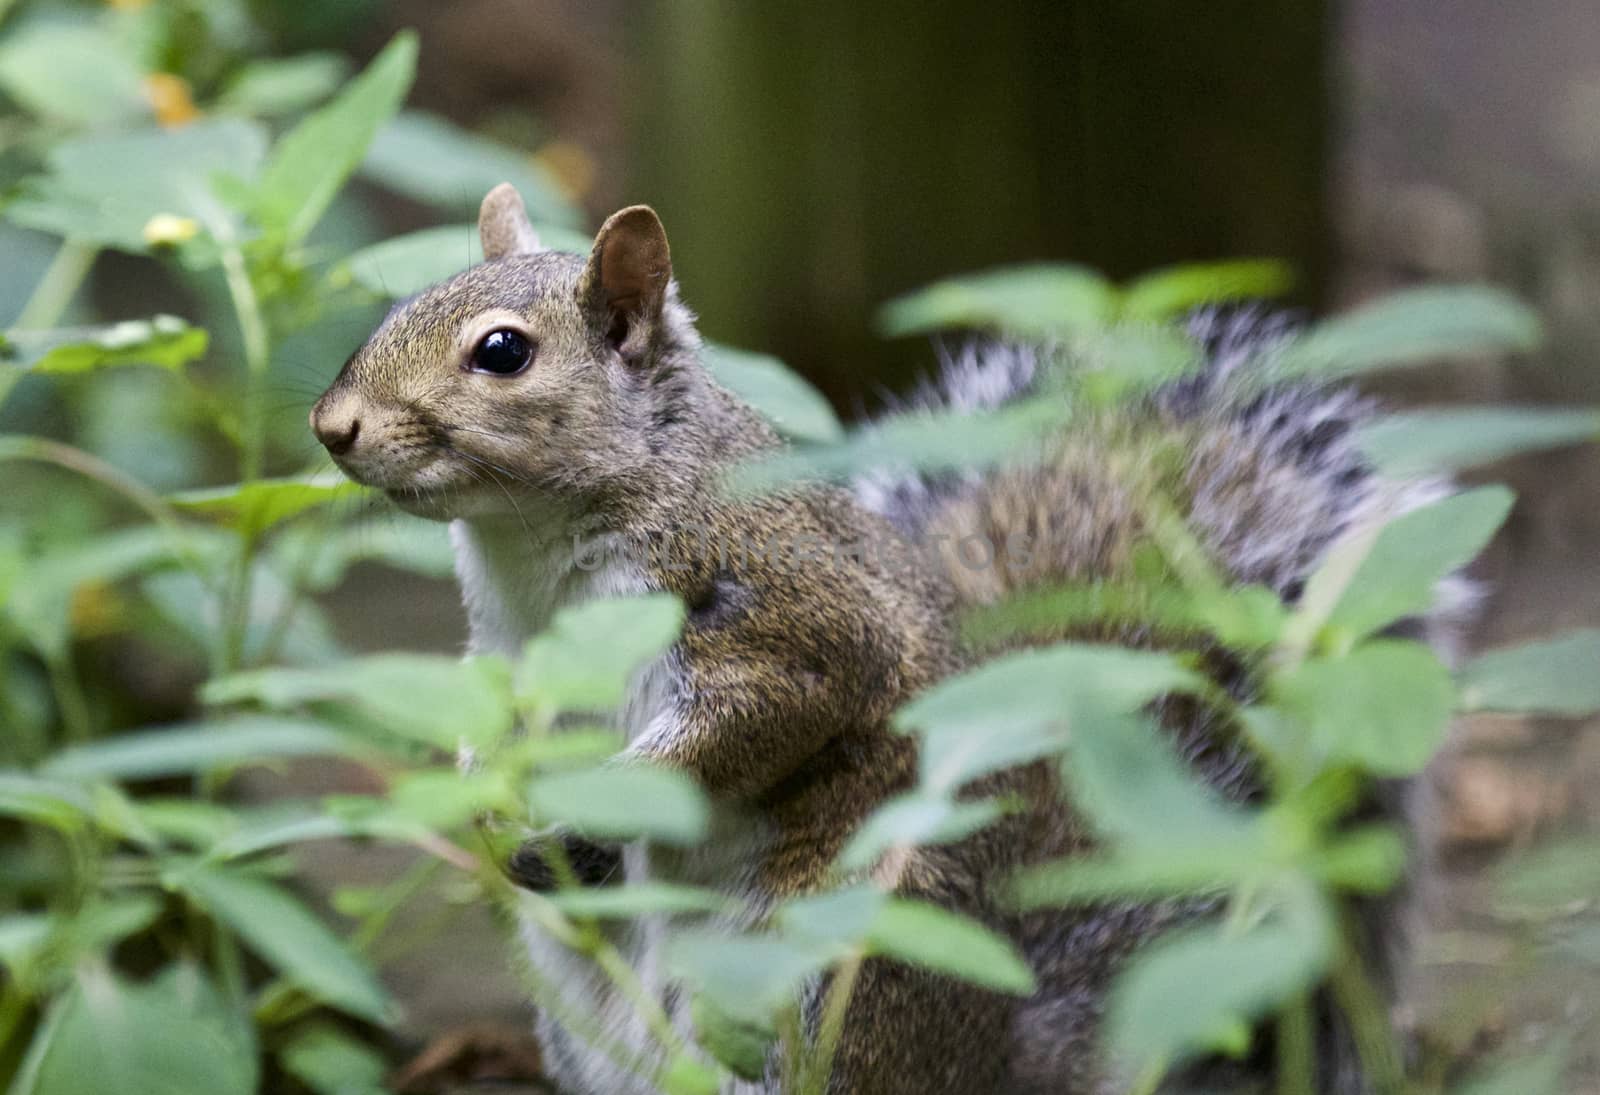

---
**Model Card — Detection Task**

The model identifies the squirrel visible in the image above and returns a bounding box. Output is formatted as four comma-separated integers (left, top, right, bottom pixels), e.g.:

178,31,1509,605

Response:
311,183,1467,1094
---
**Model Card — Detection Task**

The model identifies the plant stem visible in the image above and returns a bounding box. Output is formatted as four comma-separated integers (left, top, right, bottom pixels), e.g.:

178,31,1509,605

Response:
218,244,272,672
45,651,91,742
13,239,97,330
1276,994,1315,1095
801,950,864,1095
1330,920,1405,1095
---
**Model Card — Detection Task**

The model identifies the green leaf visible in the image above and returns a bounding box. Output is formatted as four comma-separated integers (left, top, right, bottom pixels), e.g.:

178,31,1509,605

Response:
837,793,1005,871
270,517,455,591
739,395,1067,492
2,316,208,374
1494,837,1600,910
0,772,93,830
206,653,513,750
1107,879,1335,1071
1453,1040,1570,1095
780,886,887,947
342,221,594,299
216,53,350,117
1073,324,1205,404
171,863,395,1024
278,1024,389,1095
1063,712,1259,848
1326,486,1513,642
143,563,344,669
878,264,1117,338
527,763,708,846
255,31,419,243
668,930,838,1018
867,899,1036,995
1010,844,1258,909
517,594,685,714
361,110,580,226
702,343,844,443
28,964,257,1095
170,473,366,538
1355,406,1600,476
43,716,355,781
546,883,732,919
1275,286,1541,381
1119,260,1294,321
0,24,145,127
895,644,1203,794
691,993,774,1083
1457,629,1600,717
1270,640,1456,777
7,120,269,259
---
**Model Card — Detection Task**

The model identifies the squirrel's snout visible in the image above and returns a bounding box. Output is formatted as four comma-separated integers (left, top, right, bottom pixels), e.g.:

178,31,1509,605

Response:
311,403,361,456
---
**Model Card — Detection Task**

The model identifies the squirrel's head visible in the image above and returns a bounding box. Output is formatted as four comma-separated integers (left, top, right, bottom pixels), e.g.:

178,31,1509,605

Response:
311,183,708,522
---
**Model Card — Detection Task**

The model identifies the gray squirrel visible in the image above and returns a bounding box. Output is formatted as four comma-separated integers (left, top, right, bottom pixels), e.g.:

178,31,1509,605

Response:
311,184,1466,1093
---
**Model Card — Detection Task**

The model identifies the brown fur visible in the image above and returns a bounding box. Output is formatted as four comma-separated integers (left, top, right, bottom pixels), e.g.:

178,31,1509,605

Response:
314,189,1415,1094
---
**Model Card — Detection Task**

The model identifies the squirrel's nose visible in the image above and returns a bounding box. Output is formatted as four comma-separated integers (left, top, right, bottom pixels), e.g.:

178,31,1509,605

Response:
312,408,361,456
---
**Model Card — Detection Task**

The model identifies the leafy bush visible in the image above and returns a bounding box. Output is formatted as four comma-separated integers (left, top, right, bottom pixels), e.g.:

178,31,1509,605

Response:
4,3,1600,1094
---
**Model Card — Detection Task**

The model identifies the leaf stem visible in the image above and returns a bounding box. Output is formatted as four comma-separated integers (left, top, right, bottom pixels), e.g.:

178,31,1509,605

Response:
12,239,97,330
218,244,272,671
1276,994,1315,1095
801,949,864,1095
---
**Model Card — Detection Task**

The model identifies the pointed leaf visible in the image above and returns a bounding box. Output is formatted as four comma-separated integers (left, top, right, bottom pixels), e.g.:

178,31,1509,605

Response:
878,264,1117,338
527,763,708,846
702,343,844,443
1457,629,1600,717
867,899,1036,995
1356,406,1600,476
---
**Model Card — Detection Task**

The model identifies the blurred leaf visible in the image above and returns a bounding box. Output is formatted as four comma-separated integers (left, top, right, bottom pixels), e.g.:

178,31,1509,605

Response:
878,264,1117,338
546,883,731,919
0,772,93,830
780,886,887,947
0,24,145,127
837,793,1004,871
7,524,205,659
1495,837,1600,910
1457,629,1600,716
1355,407,1600,476
143,563,345,668
0,914,51,975
1325,486,1513,642
343,222,593,299
170,473,365,539
270,518,455,591
43,716,353,781
895,644,1202,794
867,899,1036,995
702,343,844,443
216,53,349,117
1119,260,1294,321
1011,844,1257,909
527,763,708,846
384,768,516,830
255,31,418,243
669,929,838,1018
279,1024,388,1095
1107,880,1334,1071
2,316,207,374
1064,712,1258,848
133,799,238,847
1270,640,1456,777
517,594,685,714
739,395,1067,493
691,993,773,1083
1073,324,1203,404
1275,286,1540,381
7,120,268,259
1453,1039,1570,1095
361,111,580,226
171,863,395,1024
26,964,257,1095
206,653,513,750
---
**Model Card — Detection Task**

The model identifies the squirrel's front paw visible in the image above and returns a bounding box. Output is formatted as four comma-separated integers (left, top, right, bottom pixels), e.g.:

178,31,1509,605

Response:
507,833,622,891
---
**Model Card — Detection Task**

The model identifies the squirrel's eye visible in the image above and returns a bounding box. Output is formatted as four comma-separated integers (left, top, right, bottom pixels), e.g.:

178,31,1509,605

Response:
470,329,534,375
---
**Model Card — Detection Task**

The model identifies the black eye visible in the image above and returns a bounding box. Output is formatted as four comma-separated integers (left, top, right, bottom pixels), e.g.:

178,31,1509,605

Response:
470,329,534,375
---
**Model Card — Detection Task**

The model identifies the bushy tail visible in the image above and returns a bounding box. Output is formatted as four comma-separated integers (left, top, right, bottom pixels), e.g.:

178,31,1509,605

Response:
855,311,1475,1094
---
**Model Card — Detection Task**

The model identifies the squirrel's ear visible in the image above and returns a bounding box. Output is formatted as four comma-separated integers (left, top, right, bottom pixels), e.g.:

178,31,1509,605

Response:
479,183,541,260
581,205,671,366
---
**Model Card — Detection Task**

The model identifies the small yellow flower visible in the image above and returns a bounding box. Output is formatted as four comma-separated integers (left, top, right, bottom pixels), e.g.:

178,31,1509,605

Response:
142,72,200,128
143,213,201,248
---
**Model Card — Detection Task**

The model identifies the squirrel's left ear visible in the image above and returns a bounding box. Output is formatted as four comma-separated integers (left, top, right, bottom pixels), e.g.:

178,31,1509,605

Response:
581,205,671,367
479,183,541,260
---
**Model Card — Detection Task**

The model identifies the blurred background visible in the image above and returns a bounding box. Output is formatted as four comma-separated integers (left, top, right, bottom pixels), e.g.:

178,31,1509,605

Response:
3,0,1598,1088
